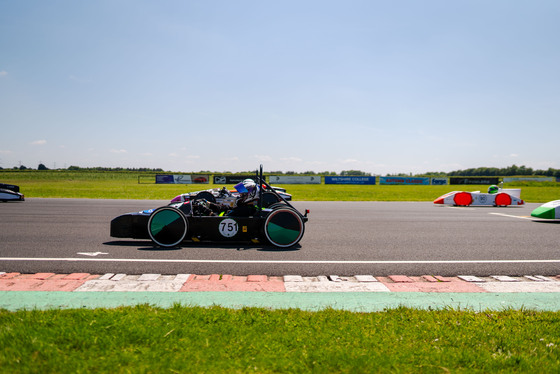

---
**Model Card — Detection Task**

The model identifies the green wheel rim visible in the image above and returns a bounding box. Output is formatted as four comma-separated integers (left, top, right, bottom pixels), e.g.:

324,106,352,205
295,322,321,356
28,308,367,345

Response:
264,209,304,248
148,207,187,247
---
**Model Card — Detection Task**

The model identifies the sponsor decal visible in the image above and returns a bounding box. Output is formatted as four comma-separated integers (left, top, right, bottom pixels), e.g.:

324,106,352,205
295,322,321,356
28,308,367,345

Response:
156,174,209,184
431,178,448,185
155,175,174,184
503,177,555,182
450,177,500,185
213,175,255,184
325,176,376,185
269,176,321,184
379,177,430,185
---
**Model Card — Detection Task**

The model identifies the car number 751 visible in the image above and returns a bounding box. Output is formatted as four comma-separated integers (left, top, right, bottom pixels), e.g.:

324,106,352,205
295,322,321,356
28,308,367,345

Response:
218,218,238,237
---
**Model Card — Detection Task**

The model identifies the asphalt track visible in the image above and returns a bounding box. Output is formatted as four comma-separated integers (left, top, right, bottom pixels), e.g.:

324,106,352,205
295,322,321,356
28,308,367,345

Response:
0,198,558,276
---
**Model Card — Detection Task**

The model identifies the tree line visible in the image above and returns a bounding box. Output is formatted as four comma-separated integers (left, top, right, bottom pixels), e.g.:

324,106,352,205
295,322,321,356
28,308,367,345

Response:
442,165,559,178
1,164,558,178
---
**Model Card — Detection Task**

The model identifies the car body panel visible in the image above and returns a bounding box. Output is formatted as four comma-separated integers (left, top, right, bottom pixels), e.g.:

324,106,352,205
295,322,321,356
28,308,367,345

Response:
0,183,24,202
531,200,560,219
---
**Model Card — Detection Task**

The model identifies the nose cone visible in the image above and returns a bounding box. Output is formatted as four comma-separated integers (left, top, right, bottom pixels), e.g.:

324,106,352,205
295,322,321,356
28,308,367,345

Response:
433,197,444,204
531,200,560,219
531,206,555,219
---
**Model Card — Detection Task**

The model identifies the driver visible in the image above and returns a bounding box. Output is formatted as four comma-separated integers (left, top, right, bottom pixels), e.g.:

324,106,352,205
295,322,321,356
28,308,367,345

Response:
488,185,499,194
227,179,260,216
191,199,230,216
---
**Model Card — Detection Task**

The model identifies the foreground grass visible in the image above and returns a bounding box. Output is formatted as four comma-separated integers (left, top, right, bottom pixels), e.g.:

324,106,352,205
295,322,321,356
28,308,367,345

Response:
1,305,559,373
1,170,558,202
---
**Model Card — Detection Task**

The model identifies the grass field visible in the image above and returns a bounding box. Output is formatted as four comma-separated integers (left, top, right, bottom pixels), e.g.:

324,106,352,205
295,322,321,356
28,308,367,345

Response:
1,170,558,202
1,305,559,373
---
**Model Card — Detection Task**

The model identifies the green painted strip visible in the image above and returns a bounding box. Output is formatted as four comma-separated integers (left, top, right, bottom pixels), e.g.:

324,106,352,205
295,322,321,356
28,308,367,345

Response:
2,291,560,312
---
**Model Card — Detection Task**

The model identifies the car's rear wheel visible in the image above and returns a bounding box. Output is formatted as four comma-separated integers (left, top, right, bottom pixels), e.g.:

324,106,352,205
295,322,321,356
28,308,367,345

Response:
263,208,305,248
194,191,216,203
262,192,280,207
494,193,512,207
147,207,188,247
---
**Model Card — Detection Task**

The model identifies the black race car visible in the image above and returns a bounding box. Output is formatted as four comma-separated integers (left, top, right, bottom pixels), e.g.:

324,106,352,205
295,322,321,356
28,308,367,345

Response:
0,183,24,202
110,166,309,248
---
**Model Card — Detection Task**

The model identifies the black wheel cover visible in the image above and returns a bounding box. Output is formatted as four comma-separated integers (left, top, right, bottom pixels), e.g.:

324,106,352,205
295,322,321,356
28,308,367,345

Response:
263,208,304,248
147,207,188,247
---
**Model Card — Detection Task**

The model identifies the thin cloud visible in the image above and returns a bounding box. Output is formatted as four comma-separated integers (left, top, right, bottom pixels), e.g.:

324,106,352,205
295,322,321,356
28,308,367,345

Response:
279,157,302,162
0,71,7,77
255,155,273,162
110,149,127,154
30,140,47,145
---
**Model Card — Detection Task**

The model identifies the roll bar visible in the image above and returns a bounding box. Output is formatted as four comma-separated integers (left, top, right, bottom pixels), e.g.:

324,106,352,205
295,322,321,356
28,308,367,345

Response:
254,164,308,219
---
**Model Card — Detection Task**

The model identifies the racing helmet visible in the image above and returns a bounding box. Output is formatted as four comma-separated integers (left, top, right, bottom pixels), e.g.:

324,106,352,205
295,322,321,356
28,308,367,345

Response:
234,179,259,202
488,185,499,194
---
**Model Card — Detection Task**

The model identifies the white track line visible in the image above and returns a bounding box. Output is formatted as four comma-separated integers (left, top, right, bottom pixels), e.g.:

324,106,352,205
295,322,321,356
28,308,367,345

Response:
489,213,534,220
0,257,559,264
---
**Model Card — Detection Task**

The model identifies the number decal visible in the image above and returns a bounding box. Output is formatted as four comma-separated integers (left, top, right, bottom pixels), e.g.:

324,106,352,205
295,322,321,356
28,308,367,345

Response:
219,218,238,238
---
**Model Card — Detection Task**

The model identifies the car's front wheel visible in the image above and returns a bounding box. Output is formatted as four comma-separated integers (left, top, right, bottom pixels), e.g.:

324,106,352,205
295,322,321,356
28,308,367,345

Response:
147,206,188,247
262,208,305,248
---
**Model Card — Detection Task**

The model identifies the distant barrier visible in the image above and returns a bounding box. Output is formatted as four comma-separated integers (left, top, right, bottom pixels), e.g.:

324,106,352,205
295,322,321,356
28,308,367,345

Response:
269,176,321,184
137,174,558,185
431,178,448,185
213,175,255,184
503,177,555,182
379,177,430,185
325,176,376,185
155,174,210,184
450,177,500,185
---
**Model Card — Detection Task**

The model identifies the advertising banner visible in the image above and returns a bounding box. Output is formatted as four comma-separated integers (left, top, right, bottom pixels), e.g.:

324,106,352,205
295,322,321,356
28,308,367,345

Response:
155,174,209,184
269,175,321,184
450,177,500,185
213,175,256,185
431,178,448,185
503,177,555,182
379,177,430,185
325,176,376,185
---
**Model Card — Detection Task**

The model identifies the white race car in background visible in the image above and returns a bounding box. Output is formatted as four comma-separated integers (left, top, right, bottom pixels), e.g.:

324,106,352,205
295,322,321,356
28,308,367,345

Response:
434,184,524,207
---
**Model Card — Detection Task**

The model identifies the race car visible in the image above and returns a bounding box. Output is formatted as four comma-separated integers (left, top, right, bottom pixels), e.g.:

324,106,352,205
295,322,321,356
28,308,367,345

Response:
531,200,560,220
170,185,291,207
433,184,524,207
111,166,308,248
0,183,24,202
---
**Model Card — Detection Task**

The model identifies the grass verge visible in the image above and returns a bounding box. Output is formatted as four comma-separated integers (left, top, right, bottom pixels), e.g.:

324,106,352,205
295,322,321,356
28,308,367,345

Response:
1,305,559,373
1,170,558,202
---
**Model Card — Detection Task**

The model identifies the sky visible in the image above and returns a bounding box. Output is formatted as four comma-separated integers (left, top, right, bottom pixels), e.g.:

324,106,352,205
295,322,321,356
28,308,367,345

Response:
1,1,559,175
